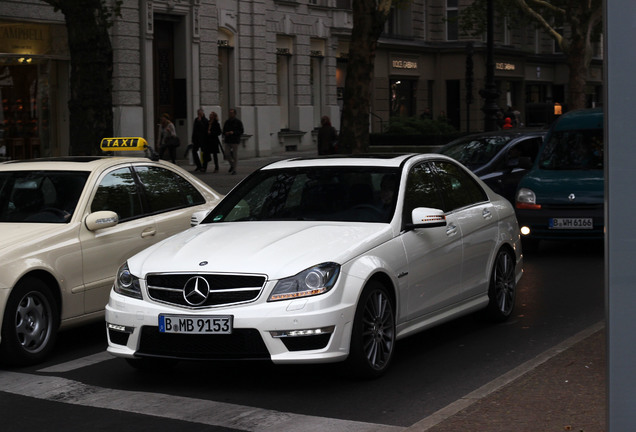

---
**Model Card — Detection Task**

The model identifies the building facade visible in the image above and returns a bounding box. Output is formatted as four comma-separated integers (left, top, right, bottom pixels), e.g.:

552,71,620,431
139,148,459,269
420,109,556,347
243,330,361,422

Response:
0,0,603,159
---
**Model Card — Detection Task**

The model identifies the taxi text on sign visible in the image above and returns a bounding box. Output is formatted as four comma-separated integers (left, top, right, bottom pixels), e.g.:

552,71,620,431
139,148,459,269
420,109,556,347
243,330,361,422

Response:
100,137,148,151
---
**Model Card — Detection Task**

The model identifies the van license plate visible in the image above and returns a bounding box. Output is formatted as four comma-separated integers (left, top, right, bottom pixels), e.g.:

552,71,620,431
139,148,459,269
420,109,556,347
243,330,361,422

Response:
549,218,593,229
158,315,233,334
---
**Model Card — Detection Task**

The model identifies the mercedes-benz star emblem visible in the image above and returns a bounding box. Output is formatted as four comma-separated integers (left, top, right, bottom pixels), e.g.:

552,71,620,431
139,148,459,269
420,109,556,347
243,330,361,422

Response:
183,276,210,306
568,193,576,201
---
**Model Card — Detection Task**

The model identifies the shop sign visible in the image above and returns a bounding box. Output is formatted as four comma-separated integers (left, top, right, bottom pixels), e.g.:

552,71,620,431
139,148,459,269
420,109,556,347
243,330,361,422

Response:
496,62,516,71
0,22,51,55
392,59,418,70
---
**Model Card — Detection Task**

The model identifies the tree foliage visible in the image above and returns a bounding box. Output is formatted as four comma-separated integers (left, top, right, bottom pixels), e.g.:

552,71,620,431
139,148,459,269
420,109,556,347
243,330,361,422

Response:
42,0,121,155
459,0,602,110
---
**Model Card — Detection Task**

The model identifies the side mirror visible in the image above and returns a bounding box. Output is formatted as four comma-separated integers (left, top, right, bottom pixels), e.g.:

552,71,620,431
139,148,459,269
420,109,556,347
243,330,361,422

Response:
85,211,119,231
407,207,446,230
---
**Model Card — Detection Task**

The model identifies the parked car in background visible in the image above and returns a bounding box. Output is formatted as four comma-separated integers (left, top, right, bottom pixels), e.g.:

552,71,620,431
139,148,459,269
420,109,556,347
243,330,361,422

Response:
106,153,522,378
0,138,222,365
515,108,604,247
438,129,546,202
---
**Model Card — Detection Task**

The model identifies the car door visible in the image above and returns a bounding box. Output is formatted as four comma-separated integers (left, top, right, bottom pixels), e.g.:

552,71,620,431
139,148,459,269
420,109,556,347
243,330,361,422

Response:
400,161,463,321
132,165,208,238
80,166,158,314
430,160,498,300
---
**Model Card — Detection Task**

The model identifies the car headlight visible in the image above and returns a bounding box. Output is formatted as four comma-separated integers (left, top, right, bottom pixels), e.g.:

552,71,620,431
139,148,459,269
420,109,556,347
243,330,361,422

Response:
268,262,340,302
515,188,541,209
114,262,142,299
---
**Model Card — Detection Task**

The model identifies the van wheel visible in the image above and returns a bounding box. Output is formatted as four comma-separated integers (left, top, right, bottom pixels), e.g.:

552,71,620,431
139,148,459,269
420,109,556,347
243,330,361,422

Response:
0,277,59,366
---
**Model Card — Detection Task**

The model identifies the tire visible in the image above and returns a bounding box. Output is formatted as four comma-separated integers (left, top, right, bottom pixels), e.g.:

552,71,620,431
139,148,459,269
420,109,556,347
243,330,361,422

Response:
485,248,516,322
0,277,59,366
346,281,395,378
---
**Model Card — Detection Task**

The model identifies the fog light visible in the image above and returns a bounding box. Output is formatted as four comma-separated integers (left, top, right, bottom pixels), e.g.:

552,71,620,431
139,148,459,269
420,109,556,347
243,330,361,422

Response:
270,326,335,338
107,323,134,333
520,226,531,236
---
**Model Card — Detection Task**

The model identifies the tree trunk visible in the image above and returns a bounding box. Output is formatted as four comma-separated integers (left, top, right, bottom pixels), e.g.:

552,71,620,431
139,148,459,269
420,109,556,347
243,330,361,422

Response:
339,0,391,154
49,0,114,155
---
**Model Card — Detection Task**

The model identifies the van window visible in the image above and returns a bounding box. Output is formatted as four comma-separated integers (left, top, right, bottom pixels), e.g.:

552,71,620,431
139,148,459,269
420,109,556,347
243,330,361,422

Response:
538,129,603,170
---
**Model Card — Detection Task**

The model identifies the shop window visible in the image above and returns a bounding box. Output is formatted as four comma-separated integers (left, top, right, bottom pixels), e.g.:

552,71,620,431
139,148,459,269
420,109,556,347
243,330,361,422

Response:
390,79,417,117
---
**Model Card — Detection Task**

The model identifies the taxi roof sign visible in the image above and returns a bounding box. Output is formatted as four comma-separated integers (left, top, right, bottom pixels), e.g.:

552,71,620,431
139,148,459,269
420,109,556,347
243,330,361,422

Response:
100,137,148,151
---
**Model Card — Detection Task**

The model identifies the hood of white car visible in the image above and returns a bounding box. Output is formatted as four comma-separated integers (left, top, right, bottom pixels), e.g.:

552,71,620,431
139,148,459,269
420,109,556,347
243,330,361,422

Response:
128,221,393,280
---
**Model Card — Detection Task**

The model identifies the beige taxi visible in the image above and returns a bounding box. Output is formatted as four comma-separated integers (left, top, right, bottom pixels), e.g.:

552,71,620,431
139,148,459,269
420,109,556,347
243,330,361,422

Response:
0,138,222,365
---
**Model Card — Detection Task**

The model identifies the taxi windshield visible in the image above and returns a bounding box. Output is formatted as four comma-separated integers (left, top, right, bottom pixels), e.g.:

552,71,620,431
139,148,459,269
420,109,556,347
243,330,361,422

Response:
0,171,89,223
204,166,400,224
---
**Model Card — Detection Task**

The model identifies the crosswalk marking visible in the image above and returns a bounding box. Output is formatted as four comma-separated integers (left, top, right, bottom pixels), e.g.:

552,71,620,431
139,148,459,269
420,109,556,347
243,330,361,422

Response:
0,371,403,432
37,351,114,373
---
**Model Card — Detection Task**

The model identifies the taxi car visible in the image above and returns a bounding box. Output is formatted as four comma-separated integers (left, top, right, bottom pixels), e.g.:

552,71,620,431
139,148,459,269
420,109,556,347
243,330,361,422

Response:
106,153,522,377
515,108,604,246
0,138,222,365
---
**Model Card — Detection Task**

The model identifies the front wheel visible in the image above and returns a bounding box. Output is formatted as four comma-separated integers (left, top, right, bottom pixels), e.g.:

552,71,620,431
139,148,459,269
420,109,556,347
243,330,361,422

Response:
0,277,59,366
346,281,395,378
485,248,517,322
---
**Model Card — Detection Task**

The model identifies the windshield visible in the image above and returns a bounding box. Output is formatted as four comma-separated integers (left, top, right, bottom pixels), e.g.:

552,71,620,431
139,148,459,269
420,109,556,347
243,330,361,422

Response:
0,171,89,223
441,135,513,166
204,166,400,224
538,129,603,170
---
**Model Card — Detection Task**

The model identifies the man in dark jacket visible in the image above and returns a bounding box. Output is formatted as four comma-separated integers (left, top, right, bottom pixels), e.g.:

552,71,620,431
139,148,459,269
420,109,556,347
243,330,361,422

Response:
222,108,244,175
191,108,209,172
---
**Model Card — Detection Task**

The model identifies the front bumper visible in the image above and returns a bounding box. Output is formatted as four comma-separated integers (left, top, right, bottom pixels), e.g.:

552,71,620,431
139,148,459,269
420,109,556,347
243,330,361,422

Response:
516,205,604,240
105,282,358,364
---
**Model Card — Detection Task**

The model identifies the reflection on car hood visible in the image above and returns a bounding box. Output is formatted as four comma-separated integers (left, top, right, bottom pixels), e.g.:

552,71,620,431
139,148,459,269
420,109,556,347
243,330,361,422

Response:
128,222,393,280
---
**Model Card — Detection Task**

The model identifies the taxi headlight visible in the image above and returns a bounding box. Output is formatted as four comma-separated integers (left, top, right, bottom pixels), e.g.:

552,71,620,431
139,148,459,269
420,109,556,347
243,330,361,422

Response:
516,188,536,204
114,262,142,299
268,263,340,302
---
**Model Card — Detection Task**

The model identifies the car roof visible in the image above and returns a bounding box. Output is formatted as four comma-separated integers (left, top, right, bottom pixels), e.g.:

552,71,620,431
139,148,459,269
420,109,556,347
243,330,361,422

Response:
444,128,547,144
262,153,421,170
0,156,162,172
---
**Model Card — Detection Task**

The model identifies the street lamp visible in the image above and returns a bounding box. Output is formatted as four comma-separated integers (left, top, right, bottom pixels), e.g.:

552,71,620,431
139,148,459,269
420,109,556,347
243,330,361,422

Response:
479,0,500,131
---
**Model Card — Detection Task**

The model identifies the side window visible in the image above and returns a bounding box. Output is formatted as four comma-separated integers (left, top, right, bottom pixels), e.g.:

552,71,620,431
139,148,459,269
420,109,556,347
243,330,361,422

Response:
432,161,488,211
403,162,445,225
91,167,143,221
135,166,206,214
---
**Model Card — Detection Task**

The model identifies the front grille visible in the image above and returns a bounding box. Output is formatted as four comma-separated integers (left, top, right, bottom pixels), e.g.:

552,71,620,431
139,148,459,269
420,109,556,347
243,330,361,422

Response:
280,334,332,352
108,329,130,346
137,326,270,360
147,273,266,308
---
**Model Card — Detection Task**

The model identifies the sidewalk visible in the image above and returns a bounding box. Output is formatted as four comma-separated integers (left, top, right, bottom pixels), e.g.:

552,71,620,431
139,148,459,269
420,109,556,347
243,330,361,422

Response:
180,150,607,432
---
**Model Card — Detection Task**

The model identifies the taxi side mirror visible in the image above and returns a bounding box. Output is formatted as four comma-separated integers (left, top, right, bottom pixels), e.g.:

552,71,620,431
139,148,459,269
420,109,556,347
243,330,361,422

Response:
85,211,119,231
406,207,446,230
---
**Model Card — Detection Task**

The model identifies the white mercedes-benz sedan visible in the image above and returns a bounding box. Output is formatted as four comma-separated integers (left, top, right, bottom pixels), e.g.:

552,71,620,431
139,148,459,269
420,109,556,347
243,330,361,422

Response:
106,154,523,377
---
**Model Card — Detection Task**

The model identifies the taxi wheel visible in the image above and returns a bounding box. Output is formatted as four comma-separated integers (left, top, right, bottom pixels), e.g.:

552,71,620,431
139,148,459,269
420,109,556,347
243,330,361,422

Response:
485,248,516,322
346,281,395,378
0,277,59,366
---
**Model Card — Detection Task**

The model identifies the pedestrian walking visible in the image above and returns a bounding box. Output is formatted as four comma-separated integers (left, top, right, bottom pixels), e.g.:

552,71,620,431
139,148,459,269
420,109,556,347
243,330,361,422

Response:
207,111,222,173
191,108,209,172
157,113,178,164
223,108,244,175
317,115,338,155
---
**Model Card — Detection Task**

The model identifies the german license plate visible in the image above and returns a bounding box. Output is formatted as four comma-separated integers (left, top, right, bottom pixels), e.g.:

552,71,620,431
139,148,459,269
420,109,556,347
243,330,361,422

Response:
158,315,233,334
549,218,593,229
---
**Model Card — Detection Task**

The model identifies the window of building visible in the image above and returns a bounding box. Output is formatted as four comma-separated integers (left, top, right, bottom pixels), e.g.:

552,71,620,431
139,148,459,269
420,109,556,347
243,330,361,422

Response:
218,29,235,120
276,36,293,130
390,79,417,117
446,0,458,41
310,39,325,128
385,5,413,38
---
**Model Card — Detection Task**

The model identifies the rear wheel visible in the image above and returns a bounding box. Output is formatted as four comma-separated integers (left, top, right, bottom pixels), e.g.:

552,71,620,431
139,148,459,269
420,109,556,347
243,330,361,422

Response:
346,281,395,378
485,248,516,322
0,277,59,366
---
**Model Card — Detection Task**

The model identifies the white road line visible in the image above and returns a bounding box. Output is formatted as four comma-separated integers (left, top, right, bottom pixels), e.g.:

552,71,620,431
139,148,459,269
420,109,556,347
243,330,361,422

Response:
37,351,114,373
0,371,403,432
403,321,605,432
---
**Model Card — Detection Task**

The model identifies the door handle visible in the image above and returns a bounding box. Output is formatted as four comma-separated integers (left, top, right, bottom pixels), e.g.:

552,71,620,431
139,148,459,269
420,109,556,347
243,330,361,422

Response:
141,227,156,238
446,224,458,236
482,208,492,219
